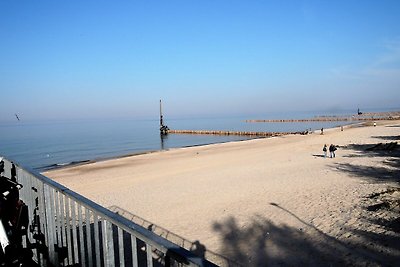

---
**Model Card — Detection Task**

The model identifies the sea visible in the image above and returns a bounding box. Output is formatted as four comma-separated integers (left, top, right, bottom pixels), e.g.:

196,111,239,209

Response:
0,111,366,172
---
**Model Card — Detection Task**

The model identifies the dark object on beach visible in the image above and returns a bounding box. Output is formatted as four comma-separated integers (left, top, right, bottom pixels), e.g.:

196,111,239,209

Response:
320,128,324,135
358,108,362,115
367,202,390,211
366,142,398,151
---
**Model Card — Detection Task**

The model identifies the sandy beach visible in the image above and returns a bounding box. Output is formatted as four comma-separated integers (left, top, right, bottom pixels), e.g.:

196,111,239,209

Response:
44,121,400,266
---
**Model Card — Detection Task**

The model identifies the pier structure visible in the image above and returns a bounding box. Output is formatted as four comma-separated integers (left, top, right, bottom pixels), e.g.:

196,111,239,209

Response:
246,117,398,123
158,103,398,137
168,129,308,137
159,100,169,135
157,101,307,137
246,111,400,123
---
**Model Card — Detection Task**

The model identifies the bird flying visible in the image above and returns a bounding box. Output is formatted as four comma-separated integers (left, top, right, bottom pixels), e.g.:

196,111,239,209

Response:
15,114,20,121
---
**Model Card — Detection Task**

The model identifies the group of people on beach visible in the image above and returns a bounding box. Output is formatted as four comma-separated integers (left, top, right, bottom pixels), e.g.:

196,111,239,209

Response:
323,144,337,158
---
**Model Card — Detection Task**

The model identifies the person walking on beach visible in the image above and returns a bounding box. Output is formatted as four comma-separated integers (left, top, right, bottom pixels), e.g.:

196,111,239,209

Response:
320,128,324,135
329,144,337,158
323,144,327,158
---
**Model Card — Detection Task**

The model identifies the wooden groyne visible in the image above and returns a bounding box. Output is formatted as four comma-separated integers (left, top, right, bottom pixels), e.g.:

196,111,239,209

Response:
246,112,400,123
167,129,308,137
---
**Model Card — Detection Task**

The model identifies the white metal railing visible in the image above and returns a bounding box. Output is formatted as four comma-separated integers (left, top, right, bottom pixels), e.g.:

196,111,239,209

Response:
1,156,217,267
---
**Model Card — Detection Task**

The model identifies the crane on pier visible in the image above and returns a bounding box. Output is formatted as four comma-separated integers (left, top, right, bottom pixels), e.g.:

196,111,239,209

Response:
159,100,169,135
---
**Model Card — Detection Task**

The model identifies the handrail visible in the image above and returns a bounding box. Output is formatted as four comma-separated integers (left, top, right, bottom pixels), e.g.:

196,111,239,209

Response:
1,156,217,267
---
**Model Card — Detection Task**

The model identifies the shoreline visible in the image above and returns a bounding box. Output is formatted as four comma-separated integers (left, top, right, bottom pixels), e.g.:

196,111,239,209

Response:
40,121,361,172
44,119,400,265
38,149,162,172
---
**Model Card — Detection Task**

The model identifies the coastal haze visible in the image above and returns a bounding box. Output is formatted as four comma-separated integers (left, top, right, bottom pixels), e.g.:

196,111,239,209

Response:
1,1,400,266
0,1,400,122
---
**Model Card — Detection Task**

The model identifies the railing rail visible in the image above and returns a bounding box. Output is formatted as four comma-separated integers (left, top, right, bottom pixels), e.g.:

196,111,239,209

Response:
1,156,217,267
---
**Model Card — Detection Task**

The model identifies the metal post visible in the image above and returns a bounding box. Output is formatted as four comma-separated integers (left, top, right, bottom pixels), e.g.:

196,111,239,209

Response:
118,227,125,267
131,236,138,267
146,243,153,267
102,220,115,267
65,197,73,265
160,99,163,128
78,204,86,266
85,208,93,267
94,215,101,267
71,201,79,264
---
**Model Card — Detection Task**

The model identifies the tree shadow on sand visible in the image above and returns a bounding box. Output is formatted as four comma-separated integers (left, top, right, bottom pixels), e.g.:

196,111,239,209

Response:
339,130,400,179
335,162,400,184
338,138,400,184
213,214,345,267
372,135,400,141
213,203,400,266
214,134,400,266
318,135,400,266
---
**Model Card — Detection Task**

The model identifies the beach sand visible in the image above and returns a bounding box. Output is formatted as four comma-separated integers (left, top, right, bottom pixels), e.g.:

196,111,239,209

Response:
44,121,400,266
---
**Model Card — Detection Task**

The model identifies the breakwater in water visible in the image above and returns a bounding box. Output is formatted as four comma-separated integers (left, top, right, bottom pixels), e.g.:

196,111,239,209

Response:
246,111,400,123
167,129,308,137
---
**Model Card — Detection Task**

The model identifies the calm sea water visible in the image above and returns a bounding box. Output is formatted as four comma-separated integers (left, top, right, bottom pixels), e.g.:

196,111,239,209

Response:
0,114,354,171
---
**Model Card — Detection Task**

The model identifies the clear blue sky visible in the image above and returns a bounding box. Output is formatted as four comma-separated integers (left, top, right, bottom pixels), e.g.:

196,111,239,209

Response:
1,0,399,121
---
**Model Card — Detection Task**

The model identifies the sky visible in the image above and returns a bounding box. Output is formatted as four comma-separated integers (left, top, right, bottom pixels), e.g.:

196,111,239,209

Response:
0,0,400,122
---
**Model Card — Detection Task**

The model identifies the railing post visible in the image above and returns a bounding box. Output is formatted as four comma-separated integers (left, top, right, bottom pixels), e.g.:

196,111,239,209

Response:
118,227,125,267
44,185,59,265
146,243,153,267
65,196,73,265
59,193,68,266
85,208,93,267
102,220,115,267
93,214,101,267
131,236,138,267
78,204,86,266
70,200,79,264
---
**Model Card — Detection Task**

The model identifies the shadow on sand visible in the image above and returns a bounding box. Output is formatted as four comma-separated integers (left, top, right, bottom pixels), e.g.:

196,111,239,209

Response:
214,135,400,266
372,135,400,141
213,204,400,266
338,139,400,184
